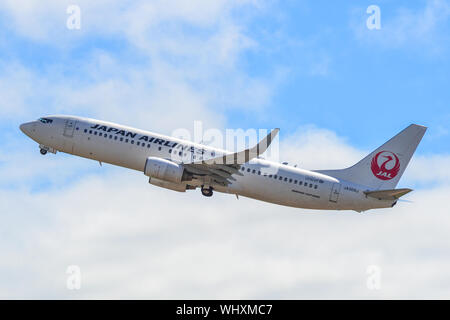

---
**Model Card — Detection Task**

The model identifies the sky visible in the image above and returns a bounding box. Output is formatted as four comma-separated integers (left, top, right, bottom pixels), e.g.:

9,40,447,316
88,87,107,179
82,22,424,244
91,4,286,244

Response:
0,0,449,299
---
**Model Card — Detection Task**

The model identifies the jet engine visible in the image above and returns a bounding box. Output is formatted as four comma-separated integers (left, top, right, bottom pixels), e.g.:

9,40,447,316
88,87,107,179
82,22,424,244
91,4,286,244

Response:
149,177,187,192
144,157,190,184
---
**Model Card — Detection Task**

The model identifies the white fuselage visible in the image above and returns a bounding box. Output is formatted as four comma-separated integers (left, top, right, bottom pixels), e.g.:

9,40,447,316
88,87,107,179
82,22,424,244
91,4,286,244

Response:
20,115,396,212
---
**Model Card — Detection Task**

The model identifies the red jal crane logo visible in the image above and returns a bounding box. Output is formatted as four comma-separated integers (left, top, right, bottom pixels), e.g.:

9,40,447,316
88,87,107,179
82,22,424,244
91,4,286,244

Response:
371,151,400,180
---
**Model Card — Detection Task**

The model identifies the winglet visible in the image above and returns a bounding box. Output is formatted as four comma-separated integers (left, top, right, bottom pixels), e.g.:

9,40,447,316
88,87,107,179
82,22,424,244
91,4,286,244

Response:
198,128,279,165
254,128,279,156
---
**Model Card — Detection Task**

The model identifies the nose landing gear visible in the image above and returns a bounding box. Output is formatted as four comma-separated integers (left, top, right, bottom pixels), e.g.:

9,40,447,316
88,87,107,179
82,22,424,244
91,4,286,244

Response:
38,144,56,155
201,186,213,197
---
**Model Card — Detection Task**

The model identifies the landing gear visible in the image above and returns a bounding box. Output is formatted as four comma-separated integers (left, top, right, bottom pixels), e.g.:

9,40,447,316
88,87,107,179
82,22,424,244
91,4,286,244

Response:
38,145,56,155
201,186,213,197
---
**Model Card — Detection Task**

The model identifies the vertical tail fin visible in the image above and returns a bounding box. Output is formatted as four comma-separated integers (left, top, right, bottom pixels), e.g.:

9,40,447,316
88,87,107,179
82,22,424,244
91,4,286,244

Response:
316,124,427,190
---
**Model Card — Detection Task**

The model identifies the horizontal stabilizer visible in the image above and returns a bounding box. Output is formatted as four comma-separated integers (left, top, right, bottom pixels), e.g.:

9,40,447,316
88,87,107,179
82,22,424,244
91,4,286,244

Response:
364,188,412,201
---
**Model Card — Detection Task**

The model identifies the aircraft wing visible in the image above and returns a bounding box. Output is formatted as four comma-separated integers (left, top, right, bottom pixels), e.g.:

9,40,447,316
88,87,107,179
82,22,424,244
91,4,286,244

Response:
364,188,412,200
183,128,279,186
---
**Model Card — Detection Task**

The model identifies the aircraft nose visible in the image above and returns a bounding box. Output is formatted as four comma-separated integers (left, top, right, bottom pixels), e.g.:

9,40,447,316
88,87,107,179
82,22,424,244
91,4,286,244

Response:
20,121,35,137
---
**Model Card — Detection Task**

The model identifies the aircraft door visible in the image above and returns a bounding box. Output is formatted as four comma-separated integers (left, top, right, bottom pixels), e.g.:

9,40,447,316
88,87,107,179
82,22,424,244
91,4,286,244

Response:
61,119,78,154
63,119,77,138
329,183,341,203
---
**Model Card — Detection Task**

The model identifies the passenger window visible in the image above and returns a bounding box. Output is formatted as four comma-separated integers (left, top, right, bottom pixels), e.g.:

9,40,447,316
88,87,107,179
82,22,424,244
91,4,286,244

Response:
279,176,282,180
120,137,123,142
148,144,151,148
84,129,87,133
131,140,134,144
241,167,245,171
269,175,272,178
274,175,277,179
258,171,261,175
89,130,92,134
299,181,303,186
179,151,182,156
247,168,251,172
125,139,128,143
158,147,162,151
94,131,97,135
252,170,256,174
137,142,140,146
314,185,318,189
294,180,297,184
284,177,287,182
169,149,172,153
289,179,292,183
114,136,117,140
309,184,313,188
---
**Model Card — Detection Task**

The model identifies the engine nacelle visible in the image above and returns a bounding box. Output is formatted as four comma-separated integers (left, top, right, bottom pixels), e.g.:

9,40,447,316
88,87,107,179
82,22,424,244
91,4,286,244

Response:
144,157,186,184
149,177,187,192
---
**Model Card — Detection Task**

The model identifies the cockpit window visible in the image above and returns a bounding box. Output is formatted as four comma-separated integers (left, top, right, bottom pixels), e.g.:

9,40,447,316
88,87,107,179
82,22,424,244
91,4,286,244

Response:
38,118,53,124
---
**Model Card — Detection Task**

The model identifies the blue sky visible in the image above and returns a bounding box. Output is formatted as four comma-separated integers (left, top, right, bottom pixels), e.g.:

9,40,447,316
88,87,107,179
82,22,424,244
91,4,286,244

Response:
233,0,450,152
1,0,450,299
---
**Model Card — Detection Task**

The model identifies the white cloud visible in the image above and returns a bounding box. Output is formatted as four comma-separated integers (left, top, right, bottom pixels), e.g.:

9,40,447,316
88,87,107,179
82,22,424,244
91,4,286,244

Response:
0,0,280,128
403,154,450,185
0,0,66,41
0,63,40,119
0,0,262,64
279,125,364,170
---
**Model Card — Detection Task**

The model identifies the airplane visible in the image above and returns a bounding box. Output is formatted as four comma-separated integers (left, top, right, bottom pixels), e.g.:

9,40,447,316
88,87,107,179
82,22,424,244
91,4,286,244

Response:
19,115,427,212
